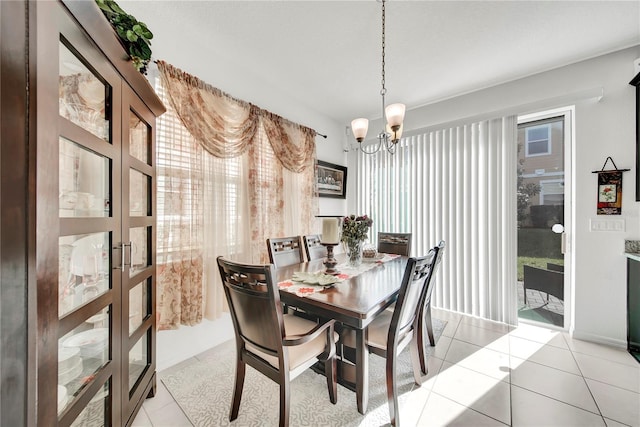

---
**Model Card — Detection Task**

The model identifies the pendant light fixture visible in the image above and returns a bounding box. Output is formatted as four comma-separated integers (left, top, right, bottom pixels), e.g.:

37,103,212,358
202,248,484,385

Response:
351,0,405,155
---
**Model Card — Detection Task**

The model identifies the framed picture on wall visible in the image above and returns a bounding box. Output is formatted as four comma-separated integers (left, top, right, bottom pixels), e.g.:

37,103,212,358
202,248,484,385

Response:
317,160,347,199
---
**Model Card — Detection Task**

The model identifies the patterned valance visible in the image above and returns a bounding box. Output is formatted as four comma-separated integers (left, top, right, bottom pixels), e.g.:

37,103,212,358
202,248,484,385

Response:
157,60,316,173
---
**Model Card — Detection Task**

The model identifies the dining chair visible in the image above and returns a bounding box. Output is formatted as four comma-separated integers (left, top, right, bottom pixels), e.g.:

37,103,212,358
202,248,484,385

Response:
377,232,412,256
303,234,326,261
341,251,438,426
267,236,304,268
416,240,445,375
216,256,338,427
378,241,445,375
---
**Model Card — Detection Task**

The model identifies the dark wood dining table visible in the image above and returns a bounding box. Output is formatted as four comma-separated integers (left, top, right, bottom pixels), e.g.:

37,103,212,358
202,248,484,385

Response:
275,253,408,414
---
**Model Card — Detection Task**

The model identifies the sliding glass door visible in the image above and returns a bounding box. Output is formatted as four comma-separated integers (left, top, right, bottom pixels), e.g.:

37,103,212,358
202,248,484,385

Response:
517,109,572,329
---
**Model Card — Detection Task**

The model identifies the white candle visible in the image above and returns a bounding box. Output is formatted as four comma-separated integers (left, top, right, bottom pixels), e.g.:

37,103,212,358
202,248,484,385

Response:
321,218,339,244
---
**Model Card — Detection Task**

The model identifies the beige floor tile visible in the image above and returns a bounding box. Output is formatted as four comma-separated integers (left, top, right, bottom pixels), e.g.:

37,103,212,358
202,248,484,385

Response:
417,392,508,426
430,335,453,360
565,338,639,367
453,323,510,354
511,385,606,427
141,381,178,413
603,417,633,427
444,339,511,382
565,337,639,367
431,308,463,324
421,356,445,390
509,323,569,350
441,318,461,338
461,316,513,334
432,362,511,424
509,335,580,375
586,379,640,427
510,357,599,413
131,407,153,427
574,353,640,393
398,384,432,426
433,310,462,337
146,401,193,427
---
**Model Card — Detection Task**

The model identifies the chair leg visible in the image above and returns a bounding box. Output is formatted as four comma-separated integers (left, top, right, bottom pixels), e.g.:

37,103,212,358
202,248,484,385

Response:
325,355,338,404
230,357,246,421
425,304,435,346
386,352,400,427
279,377,291,427
409,337,423,387
416,307,429,375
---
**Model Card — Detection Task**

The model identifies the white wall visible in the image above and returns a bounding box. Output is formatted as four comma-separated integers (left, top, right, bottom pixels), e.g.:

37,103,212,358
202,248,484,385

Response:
350,46,640,346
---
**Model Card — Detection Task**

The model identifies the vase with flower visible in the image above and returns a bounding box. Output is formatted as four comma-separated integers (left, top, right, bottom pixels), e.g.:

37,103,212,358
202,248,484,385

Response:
341,214,373,267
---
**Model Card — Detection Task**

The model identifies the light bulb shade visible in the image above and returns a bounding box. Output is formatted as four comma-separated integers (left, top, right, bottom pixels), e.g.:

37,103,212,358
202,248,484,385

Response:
351,118,369,142
386,122,403,142
385,103,406,129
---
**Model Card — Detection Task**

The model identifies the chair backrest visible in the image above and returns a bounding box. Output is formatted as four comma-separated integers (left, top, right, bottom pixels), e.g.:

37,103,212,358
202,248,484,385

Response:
546,262,564,273
378,232,412,256
422,240,445,307
216,257,285,360
303,234,326,261
387,249,438,349
267,236,304,268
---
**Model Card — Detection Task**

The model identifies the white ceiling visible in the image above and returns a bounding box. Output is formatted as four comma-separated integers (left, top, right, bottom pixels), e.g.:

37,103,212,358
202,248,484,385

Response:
120,1,640,125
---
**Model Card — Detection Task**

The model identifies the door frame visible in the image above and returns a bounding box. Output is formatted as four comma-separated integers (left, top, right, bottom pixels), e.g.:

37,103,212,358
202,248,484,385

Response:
518,106,574,331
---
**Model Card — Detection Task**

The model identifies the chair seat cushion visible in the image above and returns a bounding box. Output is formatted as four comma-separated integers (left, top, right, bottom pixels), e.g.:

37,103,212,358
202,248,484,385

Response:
247,314,337,371
342,310,392,351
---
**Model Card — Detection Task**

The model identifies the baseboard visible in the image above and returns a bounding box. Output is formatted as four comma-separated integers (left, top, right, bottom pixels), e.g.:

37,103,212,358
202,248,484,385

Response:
570,329,627,349
156,314,234,372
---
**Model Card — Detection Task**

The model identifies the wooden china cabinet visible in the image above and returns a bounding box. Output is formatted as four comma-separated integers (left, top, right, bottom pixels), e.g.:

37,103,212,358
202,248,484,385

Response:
0,1,165,425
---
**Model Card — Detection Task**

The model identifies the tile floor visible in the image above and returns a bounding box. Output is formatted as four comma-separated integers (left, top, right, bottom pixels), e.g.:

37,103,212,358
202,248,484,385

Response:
132,308,639,426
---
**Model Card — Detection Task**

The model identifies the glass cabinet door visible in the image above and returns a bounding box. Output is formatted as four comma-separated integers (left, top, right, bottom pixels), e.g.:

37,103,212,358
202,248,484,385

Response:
56,14,121,426
121,87,157,418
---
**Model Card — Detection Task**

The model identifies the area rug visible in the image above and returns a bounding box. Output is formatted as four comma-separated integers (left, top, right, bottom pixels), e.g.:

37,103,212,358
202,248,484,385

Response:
161,318,447,427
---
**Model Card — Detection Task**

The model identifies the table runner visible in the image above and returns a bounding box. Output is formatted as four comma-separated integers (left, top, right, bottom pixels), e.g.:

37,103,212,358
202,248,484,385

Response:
277,253,401,296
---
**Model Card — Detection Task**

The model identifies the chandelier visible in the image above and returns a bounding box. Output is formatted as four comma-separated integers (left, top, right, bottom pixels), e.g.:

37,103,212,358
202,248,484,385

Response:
351,0,405,155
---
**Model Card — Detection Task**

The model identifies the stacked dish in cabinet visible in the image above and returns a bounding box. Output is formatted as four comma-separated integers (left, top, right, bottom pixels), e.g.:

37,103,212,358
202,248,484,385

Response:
58,347,83,386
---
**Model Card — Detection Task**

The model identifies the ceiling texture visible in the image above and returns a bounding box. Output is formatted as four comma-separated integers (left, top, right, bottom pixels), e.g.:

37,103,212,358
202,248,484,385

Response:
120,1,640,125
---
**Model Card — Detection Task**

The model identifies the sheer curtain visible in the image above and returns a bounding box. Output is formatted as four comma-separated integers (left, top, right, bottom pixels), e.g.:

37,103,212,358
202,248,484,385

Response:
155,63,319,329
355,116,518,325
156,84,205,328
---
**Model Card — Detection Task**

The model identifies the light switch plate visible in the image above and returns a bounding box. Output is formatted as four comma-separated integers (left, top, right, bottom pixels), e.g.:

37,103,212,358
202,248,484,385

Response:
590,218,625,232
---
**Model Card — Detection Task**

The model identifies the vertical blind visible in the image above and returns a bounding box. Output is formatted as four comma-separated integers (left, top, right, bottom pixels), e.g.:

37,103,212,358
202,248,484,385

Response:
356,116,518,324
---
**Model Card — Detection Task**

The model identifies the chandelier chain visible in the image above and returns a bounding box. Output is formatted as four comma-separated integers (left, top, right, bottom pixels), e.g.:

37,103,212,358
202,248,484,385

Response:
380,0,386,97
352,0,403,155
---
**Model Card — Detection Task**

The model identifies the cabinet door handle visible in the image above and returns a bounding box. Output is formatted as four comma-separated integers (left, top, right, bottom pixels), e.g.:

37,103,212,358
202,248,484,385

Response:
123,242,132,269
114,242,132,271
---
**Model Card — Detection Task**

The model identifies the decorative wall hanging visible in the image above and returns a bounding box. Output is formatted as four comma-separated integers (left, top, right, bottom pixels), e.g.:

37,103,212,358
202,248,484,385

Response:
592,157,630,215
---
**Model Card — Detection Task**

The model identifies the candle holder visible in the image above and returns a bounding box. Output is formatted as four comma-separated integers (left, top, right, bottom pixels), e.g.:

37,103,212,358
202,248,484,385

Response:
321,243,340,275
